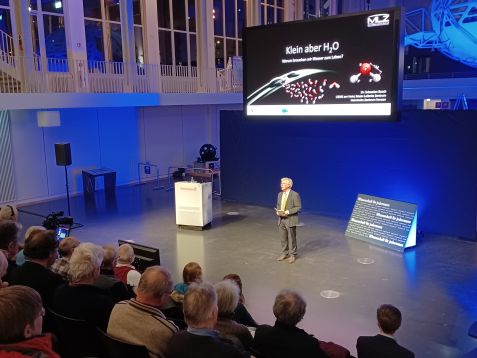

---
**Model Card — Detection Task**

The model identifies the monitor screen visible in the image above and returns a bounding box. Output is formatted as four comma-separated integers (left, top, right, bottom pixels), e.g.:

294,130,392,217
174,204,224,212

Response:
118,240,160,273
244,8,403,120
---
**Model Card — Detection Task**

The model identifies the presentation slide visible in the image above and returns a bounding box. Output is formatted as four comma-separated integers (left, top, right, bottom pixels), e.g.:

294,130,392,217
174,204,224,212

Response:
244,9,401,118
345,194,417,252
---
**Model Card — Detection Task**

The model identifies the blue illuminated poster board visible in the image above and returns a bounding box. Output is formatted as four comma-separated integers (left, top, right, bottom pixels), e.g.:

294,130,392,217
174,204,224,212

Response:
345,194,417,252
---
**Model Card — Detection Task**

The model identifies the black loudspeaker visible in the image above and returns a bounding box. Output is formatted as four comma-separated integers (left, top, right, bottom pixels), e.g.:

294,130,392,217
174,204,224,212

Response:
55,143,72,166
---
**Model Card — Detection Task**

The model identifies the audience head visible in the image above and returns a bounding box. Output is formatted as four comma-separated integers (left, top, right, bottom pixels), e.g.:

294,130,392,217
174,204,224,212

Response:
377,304,402,335
136,266,173,306
273,289,306,326
117,243,135,265
183,262,203,284
183,282,217,329
102,244,117,270
68,243,103,283
0,205,18,222
24,226,46,241
223,273,244,304
0,285,44,342
23,230,58,266
58,237,80,259
0,220,20,259
0,251,8,287
215,279,240,317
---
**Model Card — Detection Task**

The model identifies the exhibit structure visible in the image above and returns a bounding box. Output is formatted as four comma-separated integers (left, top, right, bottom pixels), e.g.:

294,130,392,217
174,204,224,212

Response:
175,181,212,230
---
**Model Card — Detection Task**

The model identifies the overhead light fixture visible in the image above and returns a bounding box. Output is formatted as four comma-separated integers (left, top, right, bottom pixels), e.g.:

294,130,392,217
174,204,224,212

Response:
37,111,61,127
54,1,62,9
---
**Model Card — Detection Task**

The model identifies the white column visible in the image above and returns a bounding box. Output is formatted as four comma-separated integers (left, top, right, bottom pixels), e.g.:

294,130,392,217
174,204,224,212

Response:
196,0,215,91
63,0,88,91
12,0,34,88
141,0,160,66
120,0,135,92
246,0,261,27
284,0,303,22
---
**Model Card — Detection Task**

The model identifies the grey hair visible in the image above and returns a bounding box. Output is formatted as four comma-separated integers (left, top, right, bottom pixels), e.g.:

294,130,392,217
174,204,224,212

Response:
214,279,240,316
68,243,103,282
137,266,173,299
273,289,306,326
117,243,135,264
281,177,293,187
183,282,217,328
0,251,7,280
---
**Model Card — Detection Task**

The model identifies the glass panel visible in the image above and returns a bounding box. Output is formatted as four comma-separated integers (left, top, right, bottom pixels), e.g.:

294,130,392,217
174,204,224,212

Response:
172,0,186,31
226,38,235,64
85,20,104,61
106,0,121,22
238,39,242,56
0,0,9,6
108,22,122,61
215,36,224,68
225,0,235,37
213,0,223,36
266,5,274,24
277,8,283,23
237,0,245,38
29,0,38,11
174,31,187,65
134,26,144,63
0,8,13,43
158,29,172,64
189,33,196,66
83,0,101,19
276,0,283,7
188,0,196,33
260,3,265,24
41,0,63,14
157,0,170,29
43,14,67,59
133,0,141,25
30,15,40,56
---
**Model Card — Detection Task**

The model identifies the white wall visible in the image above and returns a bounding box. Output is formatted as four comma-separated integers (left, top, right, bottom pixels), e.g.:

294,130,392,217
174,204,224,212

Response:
6,104,241,204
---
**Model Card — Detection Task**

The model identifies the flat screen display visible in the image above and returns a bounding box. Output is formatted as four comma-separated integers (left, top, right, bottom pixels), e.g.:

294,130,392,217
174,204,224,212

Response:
244,9,402,119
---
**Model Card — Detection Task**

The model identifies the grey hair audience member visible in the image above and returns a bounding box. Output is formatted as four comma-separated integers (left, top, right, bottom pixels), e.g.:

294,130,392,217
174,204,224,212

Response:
50,237,80,279
16,226,47,266
101,244,117,276
0,204,18,222
53,243,116,331
0,220,20,280
166,282,242,358
107,266,178,358
0,251,8,288
252,289,327,358
214,279,253,352
114,243,141,292
0,285,59,357
356,304,415,358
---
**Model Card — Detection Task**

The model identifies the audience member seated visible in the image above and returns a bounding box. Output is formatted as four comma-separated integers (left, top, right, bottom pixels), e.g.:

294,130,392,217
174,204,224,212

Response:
252,289,327,358
223,273,258,327
0,220,20,281
16,225,47,266
114,243,141,293
0,204,18,221
0,251,8,288
50,237,80,279
170,261,203,304
101,244,117,276
356,304,415,358
166,282,242,358
9,230,64,308
53,243,116,331
108,266,178,358
0,285,60,358
214,279,253,353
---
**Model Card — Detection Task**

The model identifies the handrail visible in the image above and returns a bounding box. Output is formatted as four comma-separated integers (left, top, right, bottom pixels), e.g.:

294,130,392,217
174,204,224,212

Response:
0,29,14,57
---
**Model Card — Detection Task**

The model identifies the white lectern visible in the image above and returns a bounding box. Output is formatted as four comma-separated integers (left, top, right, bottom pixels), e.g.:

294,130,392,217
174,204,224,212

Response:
175,181,212,229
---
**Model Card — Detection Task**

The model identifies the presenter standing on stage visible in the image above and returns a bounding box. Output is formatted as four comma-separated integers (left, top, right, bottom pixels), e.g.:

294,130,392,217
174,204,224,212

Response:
276,177,302,264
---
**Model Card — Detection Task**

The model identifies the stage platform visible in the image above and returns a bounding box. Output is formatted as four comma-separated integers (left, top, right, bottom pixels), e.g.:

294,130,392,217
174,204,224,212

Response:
17,181,477,357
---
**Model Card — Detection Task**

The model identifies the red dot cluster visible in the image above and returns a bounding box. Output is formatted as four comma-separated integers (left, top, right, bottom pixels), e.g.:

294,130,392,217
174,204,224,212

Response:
283,78,340,104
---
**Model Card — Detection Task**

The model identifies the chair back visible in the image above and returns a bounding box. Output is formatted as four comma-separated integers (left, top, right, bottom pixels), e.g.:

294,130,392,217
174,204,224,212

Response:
48,308,100,358
96,328,149,358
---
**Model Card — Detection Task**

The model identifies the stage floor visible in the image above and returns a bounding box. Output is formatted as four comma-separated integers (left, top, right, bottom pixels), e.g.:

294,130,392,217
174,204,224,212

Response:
18,182,477,357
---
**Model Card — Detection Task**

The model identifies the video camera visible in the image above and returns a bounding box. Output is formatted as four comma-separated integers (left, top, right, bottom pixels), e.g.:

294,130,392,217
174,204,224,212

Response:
42,211,73,230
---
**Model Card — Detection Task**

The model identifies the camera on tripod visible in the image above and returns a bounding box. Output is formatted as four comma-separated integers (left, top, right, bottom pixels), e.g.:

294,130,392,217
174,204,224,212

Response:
42,211,73,230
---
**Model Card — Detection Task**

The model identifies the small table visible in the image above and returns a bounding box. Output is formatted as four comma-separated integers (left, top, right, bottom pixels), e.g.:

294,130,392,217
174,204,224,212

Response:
82,168,116,195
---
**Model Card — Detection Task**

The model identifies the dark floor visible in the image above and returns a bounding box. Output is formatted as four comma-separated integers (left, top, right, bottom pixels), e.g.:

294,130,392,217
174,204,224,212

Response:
17,181,477,357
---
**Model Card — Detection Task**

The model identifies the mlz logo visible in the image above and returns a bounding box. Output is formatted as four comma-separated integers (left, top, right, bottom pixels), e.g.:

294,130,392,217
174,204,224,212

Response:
367,13,390,27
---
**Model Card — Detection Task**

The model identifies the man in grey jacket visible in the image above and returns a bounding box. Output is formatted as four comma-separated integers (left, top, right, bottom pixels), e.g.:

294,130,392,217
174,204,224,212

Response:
276,177,302,264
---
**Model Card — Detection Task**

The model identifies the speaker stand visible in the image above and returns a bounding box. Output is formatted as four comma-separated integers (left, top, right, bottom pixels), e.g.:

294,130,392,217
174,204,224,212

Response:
64,165,71,217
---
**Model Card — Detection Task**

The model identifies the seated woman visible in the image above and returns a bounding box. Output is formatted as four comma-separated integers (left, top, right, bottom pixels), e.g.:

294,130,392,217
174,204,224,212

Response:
114,243,141,293
53,243,116,331
224,273,258,327
170,262,203,304
214,279,253,353
0,285,59,357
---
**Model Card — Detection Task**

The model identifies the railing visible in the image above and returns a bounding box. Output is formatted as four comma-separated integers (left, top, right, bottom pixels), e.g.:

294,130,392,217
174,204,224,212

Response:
0,53,243,95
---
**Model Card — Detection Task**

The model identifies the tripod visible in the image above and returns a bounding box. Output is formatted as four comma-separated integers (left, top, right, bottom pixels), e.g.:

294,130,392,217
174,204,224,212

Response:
64,165,71,216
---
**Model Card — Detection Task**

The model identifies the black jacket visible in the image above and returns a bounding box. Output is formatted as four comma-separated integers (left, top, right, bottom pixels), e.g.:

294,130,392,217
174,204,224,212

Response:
357,334,414,358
